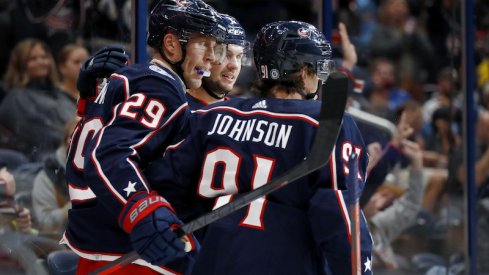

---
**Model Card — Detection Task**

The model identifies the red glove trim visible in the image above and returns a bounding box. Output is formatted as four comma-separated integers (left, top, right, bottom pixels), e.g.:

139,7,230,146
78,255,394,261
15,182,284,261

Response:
76,96,96,117
120,193,174,233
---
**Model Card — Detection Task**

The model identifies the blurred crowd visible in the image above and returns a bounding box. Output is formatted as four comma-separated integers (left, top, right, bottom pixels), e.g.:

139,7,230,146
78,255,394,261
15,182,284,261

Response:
0,0,489,274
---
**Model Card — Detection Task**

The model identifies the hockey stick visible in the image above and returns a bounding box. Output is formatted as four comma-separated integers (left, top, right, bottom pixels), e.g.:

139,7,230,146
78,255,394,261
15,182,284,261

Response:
91,71,349,275
347,153,361,275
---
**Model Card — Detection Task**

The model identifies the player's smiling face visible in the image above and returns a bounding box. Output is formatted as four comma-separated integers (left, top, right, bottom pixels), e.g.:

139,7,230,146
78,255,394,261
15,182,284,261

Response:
181,34,219,89
209,44,243,91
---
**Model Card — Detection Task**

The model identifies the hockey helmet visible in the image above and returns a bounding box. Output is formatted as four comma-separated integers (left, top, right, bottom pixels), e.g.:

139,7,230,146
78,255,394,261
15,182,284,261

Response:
220,13,251,66
147,0,226,49
253,21,334,82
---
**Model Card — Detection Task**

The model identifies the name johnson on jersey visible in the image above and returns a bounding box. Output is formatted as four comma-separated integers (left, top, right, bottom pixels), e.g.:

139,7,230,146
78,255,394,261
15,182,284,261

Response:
207,113,293,149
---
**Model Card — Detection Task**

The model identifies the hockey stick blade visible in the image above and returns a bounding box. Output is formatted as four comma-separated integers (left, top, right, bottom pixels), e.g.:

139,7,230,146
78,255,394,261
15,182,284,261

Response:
91,71,349,275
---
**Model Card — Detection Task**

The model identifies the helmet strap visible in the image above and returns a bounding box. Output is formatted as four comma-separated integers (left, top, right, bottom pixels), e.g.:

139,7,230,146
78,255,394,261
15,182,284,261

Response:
296,88,317,100
202,78,229,99
158,38,187,85
291,71,317,100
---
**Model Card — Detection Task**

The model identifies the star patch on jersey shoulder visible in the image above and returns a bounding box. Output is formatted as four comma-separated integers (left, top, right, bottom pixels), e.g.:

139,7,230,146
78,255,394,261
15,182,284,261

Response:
123,181,137,197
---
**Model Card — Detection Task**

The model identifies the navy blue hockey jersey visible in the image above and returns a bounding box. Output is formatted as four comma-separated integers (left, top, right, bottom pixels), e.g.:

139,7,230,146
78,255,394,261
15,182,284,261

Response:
63,62,193,274
185,92,231,110
145,97,373,275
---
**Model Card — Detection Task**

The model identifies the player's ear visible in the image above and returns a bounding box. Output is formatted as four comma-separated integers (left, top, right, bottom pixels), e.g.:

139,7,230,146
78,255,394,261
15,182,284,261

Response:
162,33,182,63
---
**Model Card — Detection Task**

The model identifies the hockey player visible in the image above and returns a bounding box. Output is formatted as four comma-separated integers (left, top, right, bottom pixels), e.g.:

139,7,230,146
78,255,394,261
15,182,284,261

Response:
185,13,250,109
63,0,226,273
76,13,248,111
145,21,373,275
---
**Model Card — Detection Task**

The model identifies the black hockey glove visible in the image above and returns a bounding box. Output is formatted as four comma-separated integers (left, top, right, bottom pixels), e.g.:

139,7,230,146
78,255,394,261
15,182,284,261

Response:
77,46,128,99
119,191,199,266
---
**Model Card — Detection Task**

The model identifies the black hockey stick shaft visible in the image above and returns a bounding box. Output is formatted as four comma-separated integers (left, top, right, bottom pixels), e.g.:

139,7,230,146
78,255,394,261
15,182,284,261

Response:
347,153,361,275
92,71,349,275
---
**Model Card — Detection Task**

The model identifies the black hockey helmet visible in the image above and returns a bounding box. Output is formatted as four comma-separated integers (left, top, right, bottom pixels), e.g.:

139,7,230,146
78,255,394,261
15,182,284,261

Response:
147,0,226,49
253,21,334,82
220,13,251,66
221,14,247,47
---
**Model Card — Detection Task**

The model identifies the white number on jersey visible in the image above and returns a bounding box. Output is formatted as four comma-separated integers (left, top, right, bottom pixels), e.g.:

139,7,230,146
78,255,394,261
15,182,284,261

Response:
72,118,104,170
198,147,276,230
119,93,166,129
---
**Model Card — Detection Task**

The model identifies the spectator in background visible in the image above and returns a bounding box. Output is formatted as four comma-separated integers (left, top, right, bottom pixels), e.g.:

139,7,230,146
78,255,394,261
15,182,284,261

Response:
0,162,47,275
0,165,35,234
32,119,77,236
423,107,461,168
0,164,16,198
360,106,416,207
420,107,461,215
363,138,424,270
83,0,130,43
422,67,460,131
425,0,461,72
369,0,435,100
0,39,76,161
57,44,89,103
364,58,412,121
452,110,489,193
9,0,85,55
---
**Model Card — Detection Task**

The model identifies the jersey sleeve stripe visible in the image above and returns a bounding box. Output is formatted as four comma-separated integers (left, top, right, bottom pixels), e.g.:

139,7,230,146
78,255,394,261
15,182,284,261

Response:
125,157,150,192
91,103,128,204
163,139,185,156
112,73,131,100
329,146,338,189
133,102,189,149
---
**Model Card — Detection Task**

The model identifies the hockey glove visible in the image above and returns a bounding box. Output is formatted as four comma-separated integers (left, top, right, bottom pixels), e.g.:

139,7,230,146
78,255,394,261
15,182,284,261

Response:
77,46,128,99
119,191,197,266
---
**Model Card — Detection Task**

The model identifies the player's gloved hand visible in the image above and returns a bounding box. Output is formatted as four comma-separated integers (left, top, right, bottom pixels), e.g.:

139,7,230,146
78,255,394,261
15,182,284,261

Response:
77,46,128,99
119,191,197,266
344,153,364,205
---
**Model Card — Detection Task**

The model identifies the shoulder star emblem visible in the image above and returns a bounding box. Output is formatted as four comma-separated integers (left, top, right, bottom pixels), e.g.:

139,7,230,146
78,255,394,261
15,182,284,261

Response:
123,181,137,197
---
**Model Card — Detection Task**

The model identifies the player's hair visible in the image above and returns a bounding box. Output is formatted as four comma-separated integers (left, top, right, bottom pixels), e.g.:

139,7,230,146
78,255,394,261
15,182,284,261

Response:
252,64,316,98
